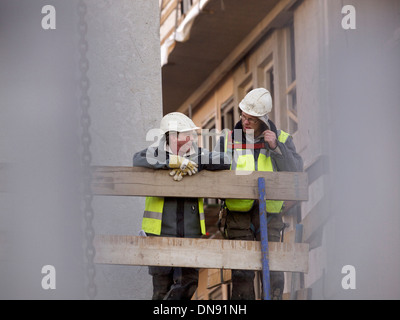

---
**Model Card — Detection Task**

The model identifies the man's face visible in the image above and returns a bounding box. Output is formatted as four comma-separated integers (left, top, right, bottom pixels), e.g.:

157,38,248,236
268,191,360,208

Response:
240,111,261,135
168,131,194,154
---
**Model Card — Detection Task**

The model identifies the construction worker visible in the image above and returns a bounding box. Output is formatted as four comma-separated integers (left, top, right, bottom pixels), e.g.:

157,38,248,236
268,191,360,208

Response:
217,88,303,300
133,112,229,300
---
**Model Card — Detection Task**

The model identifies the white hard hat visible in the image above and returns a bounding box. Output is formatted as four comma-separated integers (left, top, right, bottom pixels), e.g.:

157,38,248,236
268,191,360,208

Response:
239,88,273,127
159,112,200,133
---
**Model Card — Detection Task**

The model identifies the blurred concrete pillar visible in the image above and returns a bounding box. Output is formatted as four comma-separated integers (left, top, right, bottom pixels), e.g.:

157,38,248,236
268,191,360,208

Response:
0,0,85,299
319,0,400,300
0,0,162,299
85,0,162,299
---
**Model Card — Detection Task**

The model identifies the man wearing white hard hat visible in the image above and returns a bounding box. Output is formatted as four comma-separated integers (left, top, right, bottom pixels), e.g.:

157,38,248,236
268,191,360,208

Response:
217,88,303,300
133,112,229,300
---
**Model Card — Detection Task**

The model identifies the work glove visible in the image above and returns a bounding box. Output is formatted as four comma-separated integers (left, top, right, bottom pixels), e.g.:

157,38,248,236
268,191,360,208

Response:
169,169,185,181
168,155,198,175
169,166,198,181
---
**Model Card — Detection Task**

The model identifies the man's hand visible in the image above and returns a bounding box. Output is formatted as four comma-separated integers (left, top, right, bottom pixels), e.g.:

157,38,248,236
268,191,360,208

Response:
169,169,184,181
263,130,277,150
169,166,197,181
168,155,198,181
169,155,198,174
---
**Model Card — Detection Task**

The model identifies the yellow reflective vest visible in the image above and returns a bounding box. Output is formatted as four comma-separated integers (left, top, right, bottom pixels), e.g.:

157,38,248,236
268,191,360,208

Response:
224,130,291,213
142,196,206,235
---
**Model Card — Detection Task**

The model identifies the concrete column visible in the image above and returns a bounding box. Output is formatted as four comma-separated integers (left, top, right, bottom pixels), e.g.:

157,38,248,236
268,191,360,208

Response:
85,0,162,299
0,0,86,299
0,0,162,299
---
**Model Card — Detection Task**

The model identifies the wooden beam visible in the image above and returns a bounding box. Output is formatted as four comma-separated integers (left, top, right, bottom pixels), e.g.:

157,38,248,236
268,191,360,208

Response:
207,269,232,289
283,288,312,300
93,235,309,273
91,166,308,201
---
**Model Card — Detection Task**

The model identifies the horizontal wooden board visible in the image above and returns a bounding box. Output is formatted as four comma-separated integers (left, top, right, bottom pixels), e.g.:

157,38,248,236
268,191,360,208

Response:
94,235,309,273
91,166,308,201
282,288,312,300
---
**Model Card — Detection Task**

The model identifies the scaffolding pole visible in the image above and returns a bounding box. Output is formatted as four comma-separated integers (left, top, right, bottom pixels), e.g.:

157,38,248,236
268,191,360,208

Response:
258,177,271,300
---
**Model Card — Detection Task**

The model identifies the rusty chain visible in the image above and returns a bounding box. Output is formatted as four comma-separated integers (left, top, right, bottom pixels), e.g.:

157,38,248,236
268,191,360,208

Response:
78,0,97,299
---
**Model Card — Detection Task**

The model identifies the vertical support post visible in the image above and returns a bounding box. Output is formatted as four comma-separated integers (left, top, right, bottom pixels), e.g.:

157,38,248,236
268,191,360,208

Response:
258,177,270,300
290,223,303,300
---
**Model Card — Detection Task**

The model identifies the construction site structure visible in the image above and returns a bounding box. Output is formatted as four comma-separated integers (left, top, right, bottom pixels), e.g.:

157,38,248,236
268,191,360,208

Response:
91,166,310,300
1,0,399,300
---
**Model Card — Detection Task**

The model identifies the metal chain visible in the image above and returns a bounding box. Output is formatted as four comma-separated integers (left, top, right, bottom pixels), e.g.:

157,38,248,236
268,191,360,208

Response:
78,0,97,299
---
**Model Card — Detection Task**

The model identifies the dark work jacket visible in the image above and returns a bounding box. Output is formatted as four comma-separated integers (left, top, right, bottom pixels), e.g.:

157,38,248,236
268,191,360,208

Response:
217,119,303,173
133,136,229,238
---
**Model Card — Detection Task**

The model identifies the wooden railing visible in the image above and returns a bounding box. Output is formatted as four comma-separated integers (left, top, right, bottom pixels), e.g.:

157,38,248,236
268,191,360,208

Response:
0,164,312,298
90,166,309,273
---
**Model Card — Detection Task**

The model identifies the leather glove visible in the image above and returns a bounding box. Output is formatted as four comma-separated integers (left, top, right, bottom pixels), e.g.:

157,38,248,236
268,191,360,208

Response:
170,166,200,181
168,155,198,175
169,169,184,181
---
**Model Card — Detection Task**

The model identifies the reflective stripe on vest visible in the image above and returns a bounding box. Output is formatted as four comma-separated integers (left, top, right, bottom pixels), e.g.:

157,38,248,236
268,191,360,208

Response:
224,130,290,213
142,196,206,235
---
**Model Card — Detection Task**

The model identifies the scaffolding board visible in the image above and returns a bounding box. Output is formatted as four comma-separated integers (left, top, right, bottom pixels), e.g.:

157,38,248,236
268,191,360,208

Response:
94,235,309,273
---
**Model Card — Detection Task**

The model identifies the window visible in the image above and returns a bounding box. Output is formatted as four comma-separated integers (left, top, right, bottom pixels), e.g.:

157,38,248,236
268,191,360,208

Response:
201,116,218,206
265,66,276,123
245,85,253,95
202,116,217,152
220,97,235,130
286,20,298,135
238,76,253,109
258,55,276,123
233,22,298,134
180,0,194,16
288,21,296,84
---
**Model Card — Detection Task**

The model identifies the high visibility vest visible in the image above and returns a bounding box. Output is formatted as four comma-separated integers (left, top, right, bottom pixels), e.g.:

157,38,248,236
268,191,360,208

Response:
224,130,291,213
142,197,206,235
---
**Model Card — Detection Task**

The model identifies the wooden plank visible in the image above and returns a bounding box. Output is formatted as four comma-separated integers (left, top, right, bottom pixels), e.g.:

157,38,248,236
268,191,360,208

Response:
91,166,308,201
207,269,231,289
93,235,309,273
290,224,304,300
283,288,312,300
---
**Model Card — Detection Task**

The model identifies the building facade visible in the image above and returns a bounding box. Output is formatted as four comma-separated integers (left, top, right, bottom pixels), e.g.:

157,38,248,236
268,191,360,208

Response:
160,0,400,299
